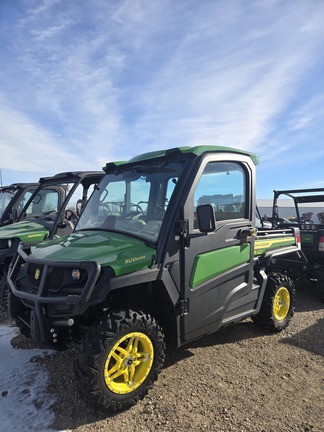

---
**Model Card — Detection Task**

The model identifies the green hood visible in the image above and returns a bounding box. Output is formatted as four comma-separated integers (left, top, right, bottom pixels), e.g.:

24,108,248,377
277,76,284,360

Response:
31,230,156,276
0,220,49,242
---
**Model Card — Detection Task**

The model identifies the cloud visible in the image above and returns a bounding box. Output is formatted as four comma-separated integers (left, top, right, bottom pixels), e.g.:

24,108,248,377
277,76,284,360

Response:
0,91,119,186
1,0,324,189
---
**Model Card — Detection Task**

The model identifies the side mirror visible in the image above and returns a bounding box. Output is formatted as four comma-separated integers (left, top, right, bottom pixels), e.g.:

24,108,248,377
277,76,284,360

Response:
197,204,216,233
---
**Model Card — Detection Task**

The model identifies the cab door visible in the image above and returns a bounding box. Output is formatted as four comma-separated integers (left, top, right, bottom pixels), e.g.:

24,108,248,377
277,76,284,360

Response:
181,154,257,342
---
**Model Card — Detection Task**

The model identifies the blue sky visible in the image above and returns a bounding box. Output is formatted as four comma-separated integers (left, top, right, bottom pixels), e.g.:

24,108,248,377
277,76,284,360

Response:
1,0,324,198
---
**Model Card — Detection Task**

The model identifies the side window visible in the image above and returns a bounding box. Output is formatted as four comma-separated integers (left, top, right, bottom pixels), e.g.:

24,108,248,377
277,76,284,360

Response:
194,161,246,228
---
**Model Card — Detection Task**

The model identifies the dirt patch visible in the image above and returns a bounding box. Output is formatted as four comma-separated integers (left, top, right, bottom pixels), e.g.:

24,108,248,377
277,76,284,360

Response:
2,281,323,432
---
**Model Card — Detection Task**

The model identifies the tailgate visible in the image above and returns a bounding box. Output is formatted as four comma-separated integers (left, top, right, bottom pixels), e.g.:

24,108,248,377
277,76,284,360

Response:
301,227,324,254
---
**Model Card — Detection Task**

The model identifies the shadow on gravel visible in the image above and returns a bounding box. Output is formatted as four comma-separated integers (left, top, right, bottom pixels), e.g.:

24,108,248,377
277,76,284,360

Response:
164,280,324,368
164,319,267,368
281,318,324,357
294,280,324,312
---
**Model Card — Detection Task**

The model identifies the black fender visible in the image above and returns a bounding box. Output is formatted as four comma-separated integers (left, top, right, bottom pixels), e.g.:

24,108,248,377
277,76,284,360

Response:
262,245,307,269
101,265,180,307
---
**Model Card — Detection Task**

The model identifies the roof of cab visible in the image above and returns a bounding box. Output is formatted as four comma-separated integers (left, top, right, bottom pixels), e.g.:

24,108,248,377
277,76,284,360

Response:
104,145,259,172
0,183,39,191
39,171,104,184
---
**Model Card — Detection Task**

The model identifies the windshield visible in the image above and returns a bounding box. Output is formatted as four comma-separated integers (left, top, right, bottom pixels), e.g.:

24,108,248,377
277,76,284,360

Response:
76,159,187,241
274,190,324,225
0,189,18,218
23,187,66,217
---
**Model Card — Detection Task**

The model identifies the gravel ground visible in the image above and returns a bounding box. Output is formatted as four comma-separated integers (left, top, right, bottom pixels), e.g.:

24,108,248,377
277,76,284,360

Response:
2,280,324,432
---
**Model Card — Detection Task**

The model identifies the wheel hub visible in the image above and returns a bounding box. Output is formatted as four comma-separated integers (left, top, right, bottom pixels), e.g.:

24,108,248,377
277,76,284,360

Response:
124,356,135,367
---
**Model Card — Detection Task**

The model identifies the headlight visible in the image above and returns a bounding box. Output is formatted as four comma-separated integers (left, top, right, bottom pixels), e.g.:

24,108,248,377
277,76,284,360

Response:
72,268,81,281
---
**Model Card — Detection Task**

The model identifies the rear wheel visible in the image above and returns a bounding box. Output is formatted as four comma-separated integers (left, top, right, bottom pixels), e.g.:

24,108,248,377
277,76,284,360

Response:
75,309,166,412
252,273,295,332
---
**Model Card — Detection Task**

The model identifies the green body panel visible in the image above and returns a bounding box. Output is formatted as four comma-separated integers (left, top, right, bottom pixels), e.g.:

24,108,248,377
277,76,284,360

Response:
31,230,155,276
105,145,259,171
190,234,297,289
300,232,314,246
254,237,296,256
190,244,251,289
0,220,49,243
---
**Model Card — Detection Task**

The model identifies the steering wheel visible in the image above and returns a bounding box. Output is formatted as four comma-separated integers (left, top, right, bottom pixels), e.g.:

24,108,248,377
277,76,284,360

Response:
124,203,147,226
125,203,145,218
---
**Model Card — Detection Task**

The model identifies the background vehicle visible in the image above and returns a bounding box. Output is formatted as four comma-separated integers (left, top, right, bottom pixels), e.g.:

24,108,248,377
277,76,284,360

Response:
273,188,324,301
0,183,39,227
262,216,297,226
0,171,103,309
256,206,272,229
8,146,306,412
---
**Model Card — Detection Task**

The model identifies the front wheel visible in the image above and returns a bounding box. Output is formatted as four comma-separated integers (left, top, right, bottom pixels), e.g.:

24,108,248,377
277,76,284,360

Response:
75,310,166,412
252,273,295,332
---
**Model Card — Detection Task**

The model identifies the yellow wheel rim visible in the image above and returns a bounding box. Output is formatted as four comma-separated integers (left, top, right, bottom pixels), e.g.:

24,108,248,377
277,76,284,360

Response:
273,287,290,321
104,332,154,394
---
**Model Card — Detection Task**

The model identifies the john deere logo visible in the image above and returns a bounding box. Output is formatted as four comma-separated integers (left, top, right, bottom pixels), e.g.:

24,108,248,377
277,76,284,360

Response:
34,269,41,280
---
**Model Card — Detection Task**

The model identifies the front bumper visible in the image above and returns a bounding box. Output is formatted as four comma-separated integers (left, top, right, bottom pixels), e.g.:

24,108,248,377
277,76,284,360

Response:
7,243,101,342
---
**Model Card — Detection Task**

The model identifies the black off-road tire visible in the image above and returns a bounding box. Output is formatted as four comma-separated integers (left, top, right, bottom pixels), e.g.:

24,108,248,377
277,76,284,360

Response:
75,309,166,413
252,273,295,332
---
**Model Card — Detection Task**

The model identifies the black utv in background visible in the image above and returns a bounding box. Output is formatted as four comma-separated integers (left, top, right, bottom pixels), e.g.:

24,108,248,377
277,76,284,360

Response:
273,188,324,301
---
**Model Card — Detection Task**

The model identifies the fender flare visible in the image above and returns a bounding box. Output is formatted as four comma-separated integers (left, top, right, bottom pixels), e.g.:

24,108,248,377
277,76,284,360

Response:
106,266,180,307
262,245,307,268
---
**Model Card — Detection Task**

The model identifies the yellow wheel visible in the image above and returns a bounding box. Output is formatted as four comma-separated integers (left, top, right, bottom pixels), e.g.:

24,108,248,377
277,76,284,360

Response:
273,287,290,321
252,273,295,332
76,310,165,412
104,332,154,394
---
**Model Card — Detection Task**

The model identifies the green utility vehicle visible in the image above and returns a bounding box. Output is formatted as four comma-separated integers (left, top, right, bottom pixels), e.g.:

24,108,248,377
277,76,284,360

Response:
0,171,103,308
8,146,306,413
0,182,40,227
272,188,324,301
